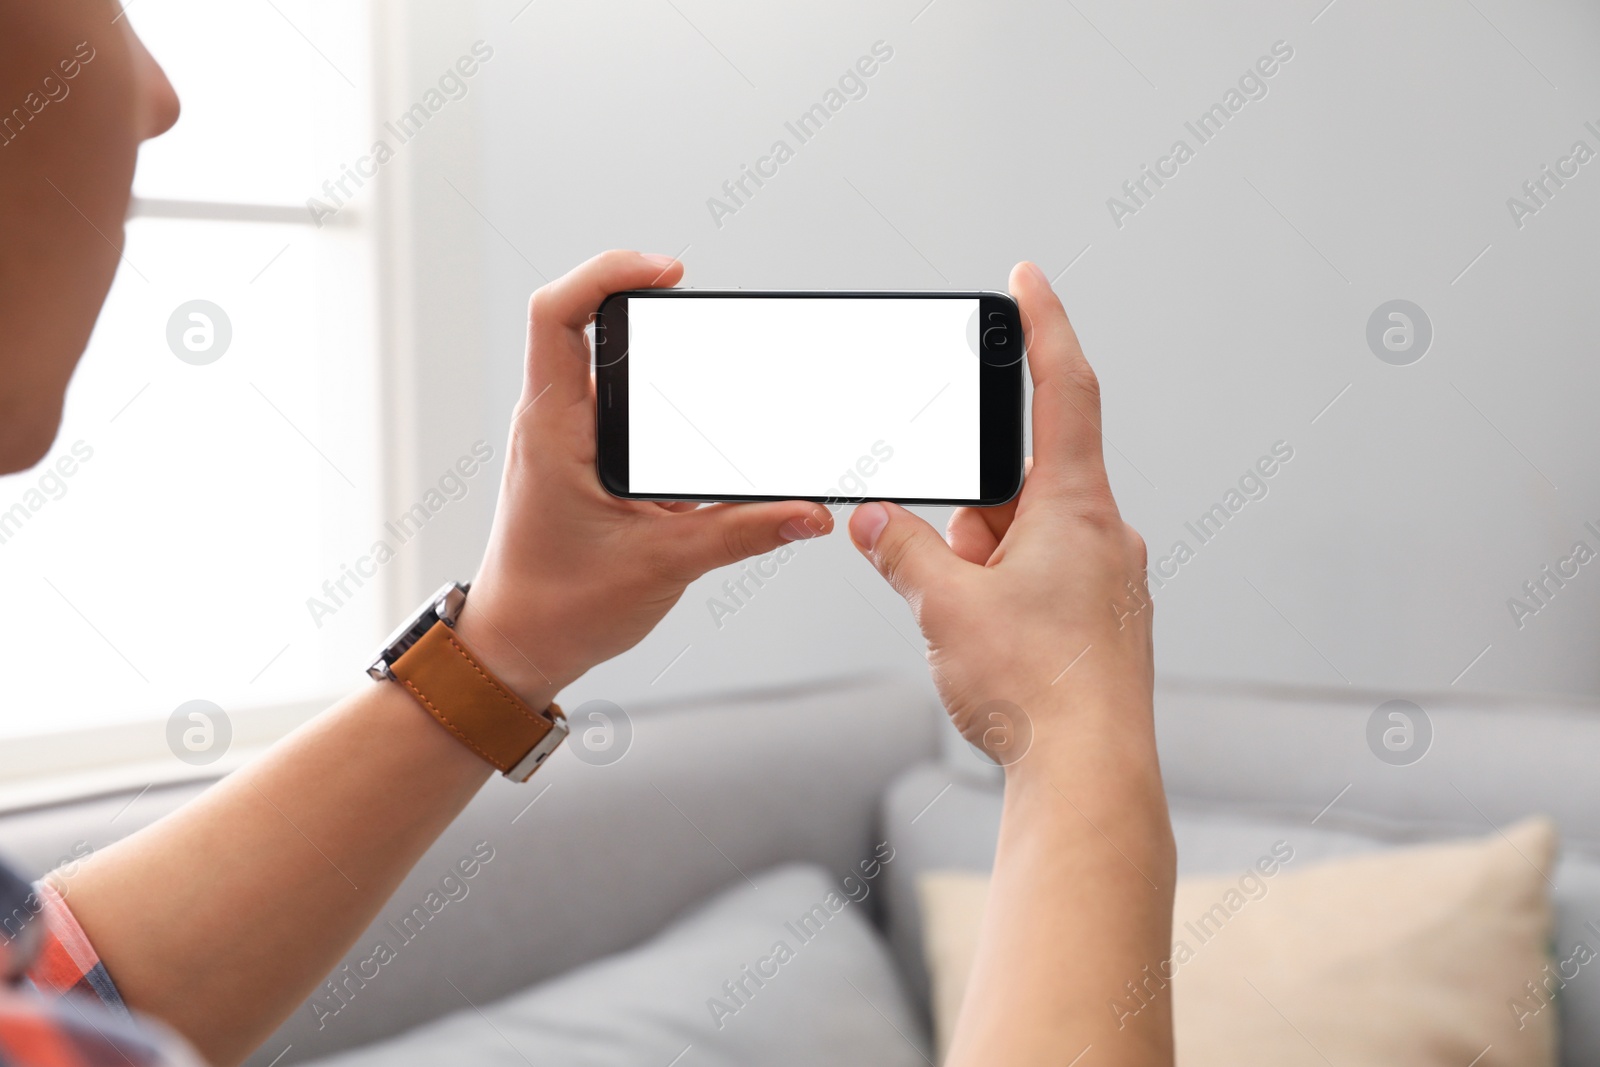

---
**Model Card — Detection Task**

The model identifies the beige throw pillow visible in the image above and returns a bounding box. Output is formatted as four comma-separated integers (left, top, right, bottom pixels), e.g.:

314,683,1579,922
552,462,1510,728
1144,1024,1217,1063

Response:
921,817,1558,1067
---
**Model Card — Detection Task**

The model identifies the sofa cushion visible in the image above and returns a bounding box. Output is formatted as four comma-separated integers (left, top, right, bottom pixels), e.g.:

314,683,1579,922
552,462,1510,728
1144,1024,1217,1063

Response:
919,819,1558,1066
881,762,1600,1067
298,864,931,1067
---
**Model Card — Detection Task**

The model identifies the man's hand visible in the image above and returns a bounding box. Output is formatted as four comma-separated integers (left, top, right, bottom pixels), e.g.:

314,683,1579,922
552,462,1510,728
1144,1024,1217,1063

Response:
456,250,832,707
847,260,1152,759
56,250,831,1067
850,262,1173,1067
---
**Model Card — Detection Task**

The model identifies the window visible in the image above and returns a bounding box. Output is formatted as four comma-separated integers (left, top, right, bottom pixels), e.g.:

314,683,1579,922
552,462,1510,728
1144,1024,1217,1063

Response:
0,1,385,780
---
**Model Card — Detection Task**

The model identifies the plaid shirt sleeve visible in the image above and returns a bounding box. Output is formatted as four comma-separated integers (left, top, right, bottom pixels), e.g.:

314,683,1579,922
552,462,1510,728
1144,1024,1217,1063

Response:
0,861,201,1067
20,883,128,1017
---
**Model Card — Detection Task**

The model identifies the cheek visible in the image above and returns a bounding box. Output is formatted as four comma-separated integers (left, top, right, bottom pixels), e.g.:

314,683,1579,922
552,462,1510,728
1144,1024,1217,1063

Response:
0,15,143,475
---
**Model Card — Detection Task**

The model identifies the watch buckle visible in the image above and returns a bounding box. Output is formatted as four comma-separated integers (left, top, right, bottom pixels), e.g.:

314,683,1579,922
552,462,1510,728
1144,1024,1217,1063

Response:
504,709,570,782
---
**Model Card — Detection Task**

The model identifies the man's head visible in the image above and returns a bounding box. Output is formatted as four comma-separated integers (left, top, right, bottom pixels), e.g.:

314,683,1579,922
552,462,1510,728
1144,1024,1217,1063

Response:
0,0,178,473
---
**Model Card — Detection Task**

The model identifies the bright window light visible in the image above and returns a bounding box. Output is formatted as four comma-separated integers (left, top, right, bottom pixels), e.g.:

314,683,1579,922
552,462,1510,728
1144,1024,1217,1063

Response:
0,1,381,741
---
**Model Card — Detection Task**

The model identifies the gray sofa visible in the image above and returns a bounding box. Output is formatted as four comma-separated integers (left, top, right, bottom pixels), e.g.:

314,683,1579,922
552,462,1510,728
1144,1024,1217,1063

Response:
3,675,1598,1064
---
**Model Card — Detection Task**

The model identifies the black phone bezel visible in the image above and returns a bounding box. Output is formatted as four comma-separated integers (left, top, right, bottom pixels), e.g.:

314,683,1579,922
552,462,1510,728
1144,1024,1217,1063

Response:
593,289,1024,507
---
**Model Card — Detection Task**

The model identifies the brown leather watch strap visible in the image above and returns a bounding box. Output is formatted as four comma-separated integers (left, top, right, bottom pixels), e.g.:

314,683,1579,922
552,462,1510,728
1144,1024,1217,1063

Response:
389,620,564,777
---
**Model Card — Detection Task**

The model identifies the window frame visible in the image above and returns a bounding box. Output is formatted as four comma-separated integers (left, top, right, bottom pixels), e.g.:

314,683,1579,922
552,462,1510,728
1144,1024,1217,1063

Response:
0,1,423,811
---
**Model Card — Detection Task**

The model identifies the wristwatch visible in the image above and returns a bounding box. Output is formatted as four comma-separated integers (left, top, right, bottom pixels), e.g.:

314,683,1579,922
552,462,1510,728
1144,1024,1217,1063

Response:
369,581,569,781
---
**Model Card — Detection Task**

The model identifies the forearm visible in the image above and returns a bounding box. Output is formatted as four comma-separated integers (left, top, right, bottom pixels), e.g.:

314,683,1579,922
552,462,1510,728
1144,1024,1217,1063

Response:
945,693,1176,1067
37,250,819,1067
48,671,547,1066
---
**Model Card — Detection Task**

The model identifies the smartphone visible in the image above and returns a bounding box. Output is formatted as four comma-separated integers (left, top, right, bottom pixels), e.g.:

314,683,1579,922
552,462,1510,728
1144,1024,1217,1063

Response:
593,290,1025,506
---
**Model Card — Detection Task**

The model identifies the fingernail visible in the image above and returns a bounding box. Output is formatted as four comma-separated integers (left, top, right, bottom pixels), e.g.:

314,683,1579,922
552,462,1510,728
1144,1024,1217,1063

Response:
641,253,677,267
1023,261,1049,286
780,517,825,542
851,502,890,551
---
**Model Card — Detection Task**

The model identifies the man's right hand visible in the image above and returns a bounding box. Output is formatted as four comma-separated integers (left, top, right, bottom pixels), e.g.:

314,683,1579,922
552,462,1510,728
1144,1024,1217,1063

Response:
852,262,1175,1067
846,261,1154,764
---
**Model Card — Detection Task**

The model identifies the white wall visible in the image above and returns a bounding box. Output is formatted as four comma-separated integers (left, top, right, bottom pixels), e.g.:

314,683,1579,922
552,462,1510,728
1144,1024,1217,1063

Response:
386,0,1600,713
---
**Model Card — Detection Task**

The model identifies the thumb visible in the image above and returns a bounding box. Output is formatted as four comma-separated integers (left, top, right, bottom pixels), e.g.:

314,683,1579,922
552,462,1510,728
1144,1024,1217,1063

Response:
667,500,833,577
849,502,966,602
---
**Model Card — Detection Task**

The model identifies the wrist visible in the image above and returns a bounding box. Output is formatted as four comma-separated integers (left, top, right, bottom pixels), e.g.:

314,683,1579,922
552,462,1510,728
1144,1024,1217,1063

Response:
450,588,583,709
998,680,1158,783
1000,691,1174,870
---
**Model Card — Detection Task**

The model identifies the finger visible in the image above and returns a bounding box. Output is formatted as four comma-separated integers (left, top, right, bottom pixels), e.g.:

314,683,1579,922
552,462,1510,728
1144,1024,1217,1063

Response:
666,500,833,577
1010,262,1112,501
525,249,685,406
849,502,967,603
947,458,1031,564
657,500,702,513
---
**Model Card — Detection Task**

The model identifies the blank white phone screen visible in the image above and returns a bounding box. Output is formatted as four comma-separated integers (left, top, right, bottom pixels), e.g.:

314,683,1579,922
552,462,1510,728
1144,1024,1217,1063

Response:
627,297,980,499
